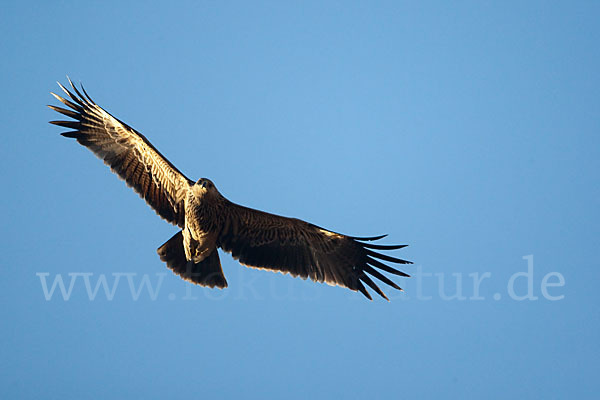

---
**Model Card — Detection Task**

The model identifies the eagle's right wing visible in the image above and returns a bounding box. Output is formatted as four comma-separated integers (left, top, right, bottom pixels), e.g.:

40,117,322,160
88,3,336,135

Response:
217,201,411,300
49,79,192,227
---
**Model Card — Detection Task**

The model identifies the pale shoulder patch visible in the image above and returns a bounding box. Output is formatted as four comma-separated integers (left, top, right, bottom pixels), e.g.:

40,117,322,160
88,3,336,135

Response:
318,228,343,239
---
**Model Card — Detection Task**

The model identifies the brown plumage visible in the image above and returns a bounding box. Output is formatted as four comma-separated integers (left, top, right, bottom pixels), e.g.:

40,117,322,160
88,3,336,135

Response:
49,79,411,300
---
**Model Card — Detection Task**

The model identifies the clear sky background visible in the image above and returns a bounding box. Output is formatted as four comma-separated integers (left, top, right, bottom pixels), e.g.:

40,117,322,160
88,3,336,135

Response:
1,1,599,398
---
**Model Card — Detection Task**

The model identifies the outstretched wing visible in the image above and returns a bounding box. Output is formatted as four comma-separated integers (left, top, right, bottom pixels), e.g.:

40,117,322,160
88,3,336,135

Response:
217,201,411,300
49,79,192,227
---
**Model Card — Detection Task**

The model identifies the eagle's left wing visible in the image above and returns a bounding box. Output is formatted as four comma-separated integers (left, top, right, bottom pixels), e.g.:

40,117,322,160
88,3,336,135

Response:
49,79,192,227
217,201,411,300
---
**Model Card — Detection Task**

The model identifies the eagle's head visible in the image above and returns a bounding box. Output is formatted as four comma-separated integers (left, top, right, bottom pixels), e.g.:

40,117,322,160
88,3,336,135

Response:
193,178,218,198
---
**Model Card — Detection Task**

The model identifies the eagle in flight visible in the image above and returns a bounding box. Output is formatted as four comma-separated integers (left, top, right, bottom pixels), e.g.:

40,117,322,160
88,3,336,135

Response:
49,79,411,300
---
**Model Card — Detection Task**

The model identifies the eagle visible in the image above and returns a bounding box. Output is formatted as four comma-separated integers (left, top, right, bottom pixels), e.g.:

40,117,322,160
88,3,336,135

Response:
49,79,411,300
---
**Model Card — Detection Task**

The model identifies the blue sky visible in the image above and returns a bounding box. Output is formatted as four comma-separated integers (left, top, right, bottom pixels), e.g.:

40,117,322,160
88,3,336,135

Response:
1,1,599,398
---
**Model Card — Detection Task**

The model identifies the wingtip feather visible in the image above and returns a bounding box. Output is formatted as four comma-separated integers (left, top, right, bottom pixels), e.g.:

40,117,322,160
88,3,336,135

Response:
356,282,373,300
360,274,390,301
366,249,411,265
352,234,388,241
80,83,95,104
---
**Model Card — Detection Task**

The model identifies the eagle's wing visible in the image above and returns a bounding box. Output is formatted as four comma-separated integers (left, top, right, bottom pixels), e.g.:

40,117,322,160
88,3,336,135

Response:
49,79,192,227
217,201,411,300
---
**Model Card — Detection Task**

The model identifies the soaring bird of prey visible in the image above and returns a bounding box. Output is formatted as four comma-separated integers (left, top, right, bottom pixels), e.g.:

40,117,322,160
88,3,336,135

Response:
49,79,411,300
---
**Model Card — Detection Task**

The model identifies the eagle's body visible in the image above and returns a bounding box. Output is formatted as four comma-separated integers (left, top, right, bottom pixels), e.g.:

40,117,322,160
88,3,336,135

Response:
49,79,411,300
184,180,220,262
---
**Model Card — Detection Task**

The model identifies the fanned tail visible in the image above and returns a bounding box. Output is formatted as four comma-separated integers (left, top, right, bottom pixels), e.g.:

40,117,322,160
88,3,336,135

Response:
157,231,227,288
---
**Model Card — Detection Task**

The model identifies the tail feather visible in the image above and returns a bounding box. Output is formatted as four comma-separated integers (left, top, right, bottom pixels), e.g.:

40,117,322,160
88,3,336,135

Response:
157,231,228,288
